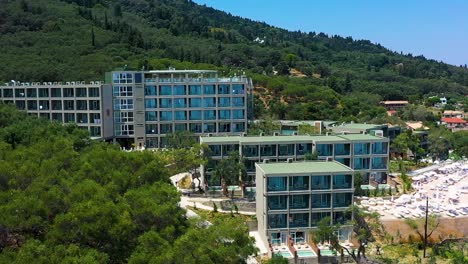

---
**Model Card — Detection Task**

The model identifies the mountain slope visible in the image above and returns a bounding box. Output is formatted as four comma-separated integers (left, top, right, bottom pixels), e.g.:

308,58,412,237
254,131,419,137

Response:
0,0,467,121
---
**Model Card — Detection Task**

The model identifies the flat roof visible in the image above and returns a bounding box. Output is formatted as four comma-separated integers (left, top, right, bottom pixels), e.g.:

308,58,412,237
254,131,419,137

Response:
200,134,385,144
330,123,385,130
256,161,353,175
147,70,217,74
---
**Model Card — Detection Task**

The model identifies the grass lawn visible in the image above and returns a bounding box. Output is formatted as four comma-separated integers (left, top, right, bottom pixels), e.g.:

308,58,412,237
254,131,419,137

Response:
370,244,451,264
187,206,255,223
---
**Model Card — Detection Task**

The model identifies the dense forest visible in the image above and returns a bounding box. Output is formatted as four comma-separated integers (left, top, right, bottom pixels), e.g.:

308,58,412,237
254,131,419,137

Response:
0,104,256,263
0,0,467,121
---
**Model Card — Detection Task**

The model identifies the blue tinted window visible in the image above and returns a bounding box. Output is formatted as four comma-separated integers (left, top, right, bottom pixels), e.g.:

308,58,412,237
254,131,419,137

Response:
218,97,230,107
232,109,244,119
204,110,216,120
135,73,142,83
174,98,186,108
232,84,244,94
203,97,216,107
219,110,230,119
218,84,230,94
175,111,187,120
189,98,201,107
145,99,156,108
189,110,202,120
160,111,173,121
145,86,156,96
203,85,215,94
174,85,186,95
189,85,201,95
145,111,157,121
160,98,172,108
232,97,244,107
159,85,172,95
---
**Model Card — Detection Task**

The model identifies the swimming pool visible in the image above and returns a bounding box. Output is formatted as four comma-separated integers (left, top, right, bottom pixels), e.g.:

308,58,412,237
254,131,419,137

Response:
320,249,338,256
297,249,317,257
275,250,293,258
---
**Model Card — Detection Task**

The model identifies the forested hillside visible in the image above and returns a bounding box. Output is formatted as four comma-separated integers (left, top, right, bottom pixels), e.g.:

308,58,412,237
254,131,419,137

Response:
0,104,256,263
1,0,467,121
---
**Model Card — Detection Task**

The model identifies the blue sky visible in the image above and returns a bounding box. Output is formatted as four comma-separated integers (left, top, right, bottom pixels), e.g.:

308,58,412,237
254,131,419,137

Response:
194,0,468,66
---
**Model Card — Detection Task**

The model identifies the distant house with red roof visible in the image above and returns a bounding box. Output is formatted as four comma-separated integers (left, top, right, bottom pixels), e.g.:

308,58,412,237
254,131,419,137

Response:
440,117,467,132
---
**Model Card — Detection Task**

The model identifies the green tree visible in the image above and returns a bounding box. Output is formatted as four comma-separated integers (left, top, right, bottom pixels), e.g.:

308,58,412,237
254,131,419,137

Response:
428,127,453,161
212,151,246,197
297,124,318,135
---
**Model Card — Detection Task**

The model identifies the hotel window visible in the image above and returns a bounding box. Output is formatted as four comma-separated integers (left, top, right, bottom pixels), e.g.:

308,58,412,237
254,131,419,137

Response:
64,113,75,123
77,113,88,123
316,144,333,156
289,176,309,191
160,124,173,134
159,85,172,95
372,142,388,154
311,193,331,208
232,97,244,107
145,99,157,108
2,89,13,97
88,87,99,97
189,85,201,95
15,89,25,98
267,195,287,210
232,84,244,94
114,111,134,123
113,99,133,110
160,111,173,121
76,88,87,97
189,110,202,120
51,88,61,97
145,111,157,121
204,110,216,120
289,213,309,228
311,212,330,227
27,100,37,110
175,123,187,132
146,124,158,134
189,98,201,107
175,111,187,120
218,97,230,107
219,122,230,132
333,193,353,208
63,88,74,97
146,138,158,148
353,143,370,155
278,144,294,156
335,144,350,156
174,98,186,108
90,126,101,137
51,100,62,110
112,73,133,84
173,85,186,95
89,100,100,110
372,157,387,169
333,211,352,225
76,100,87,110
218,110,230,120
311,175,331,190
64,100,74,110
232,109,244,119
289,194,310,209
115,124,134,135
353,158,370,170
267,177,287,192
189,123,202,133
38,88,49,97
113,86,133,97
203,85,215,95
203,123,216,133
38,100,49,110
218,84,230,94
15,101,25,110
260,144,277,156
333,174,352,189
232,122,245,132
26,88,37,98
145,85,157,96
90,113,101,124
268,214,287,229
160,98,172,108
52,113,62,122
203,97,216,107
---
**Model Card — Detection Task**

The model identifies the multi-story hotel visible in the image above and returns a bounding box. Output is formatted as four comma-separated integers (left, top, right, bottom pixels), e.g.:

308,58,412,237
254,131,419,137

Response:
0,69,252,147
200,133,389,187
256,160,354,260
0,81,112,139
107,69,252,148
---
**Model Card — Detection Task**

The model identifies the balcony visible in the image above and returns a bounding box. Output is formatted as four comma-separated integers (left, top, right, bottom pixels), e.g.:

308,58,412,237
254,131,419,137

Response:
289,213,309,228
268,214,287,229
311,176,331,190
333,175,352,189
289,195,309,209
311,193,331,208
333,193,353,208
267,177,287,192
372,142,388,154
335,144,350,156
354,143,370,155
289,176,309,191
316,144,333,156
268,196,287,210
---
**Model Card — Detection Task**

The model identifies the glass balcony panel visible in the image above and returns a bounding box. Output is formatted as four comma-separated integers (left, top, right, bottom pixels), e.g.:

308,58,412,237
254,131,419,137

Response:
268,214,287,229
311,193,331,208
218,110,230,120
316,144,333,156
289,213,309,228
174,98,186,108
354,143,370,155
232,84,245,94
175,111,187,120
232,123,245,132
232,109,244,119
203,85,215,95
218,84,230,94
289,176,309,191
145,99,157,108
311,175,330,190
203,97,216,107
243,145,258,157
296,143,313,155
159,85,172,95
189,85,201,95
267,176,287,192
204,110,216,120
209,145,222,156
203,123,216,133
333,193,353,207
232,97,244,107
353,158,370,170
333,174,352,189
372,142,388,154
160,111,173,121
372,157,388,169
159,98,172,108
311,212,330,227
218,97,230,107
189,98,201,107
145,111,157,121
144,86,157,96
189,110,202,120
260,144,277,157
174,85,186,95
267,195,287,210
335,144,350,156
289,194,309,209
278,144,294,156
